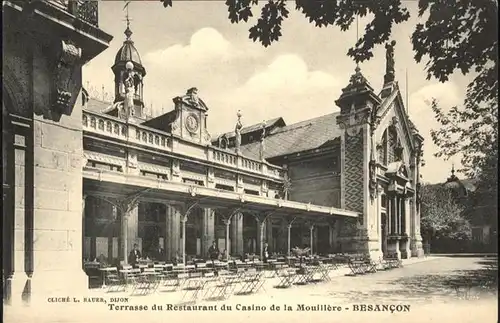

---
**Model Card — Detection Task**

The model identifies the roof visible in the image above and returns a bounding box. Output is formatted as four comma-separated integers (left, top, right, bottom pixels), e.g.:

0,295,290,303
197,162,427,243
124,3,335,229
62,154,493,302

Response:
115,39,143,67
86,98,112,113
239,112,341,159
141,110,177,132
215,117,285,140
444,176,478,192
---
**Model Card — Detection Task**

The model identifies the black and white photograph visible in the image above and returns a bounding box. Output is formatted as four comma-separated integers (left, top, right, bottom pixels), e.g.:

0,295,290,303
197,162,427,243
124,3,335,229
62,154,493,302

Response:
2,1,498,322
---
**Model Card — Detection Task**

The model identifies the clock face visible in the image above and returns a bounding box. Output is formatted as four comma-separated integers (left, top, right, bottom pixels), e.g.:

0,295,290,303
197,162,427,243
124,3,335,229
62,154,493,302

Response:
185,114,199,133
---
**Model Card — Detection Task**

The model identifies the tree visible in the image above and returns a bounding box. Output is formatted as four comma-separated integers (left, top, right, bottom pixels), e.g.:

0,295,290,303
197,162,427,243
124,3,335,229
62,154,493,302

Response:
420,183,470,244
160,0,498,187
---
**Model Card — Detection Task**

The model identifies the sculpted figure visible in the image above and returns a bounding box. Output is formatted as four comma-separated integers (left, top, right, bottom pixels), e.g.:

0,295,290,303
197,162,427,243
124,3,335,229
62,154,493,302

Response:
384,40,396,82
235,111,243,152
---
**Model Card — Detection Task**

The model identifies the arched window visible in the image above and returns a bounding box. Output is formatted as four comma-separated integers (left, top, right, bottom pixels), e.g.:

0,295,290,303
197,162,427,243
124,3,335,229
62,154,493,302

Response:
378,129,388,165
388,126,398,163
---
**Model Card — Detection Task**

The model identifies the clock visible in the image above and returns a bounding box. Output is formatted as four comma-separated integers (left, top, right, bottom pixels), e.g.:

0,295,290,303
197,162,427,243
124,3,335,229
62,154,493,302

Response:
185,114,199,133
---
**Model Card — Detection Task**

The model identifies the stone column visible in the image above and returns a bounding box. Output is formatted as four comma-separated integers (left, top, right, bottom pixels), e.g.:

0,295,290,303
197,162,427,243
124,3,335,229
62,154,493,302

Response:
277,219,288,254
328,224,335,253
257,219,264,259
399,198,411,259
81,195,87,265
120,210,129,264
399,196,403,234
394,196,399,234
287,225,292,255
181,217,187,264
165,204,181,262
231,213,243,256
388,197,393,234
201,208,214,258
265,217,273,252
224,219,231,260
127,205,139,258
309,225,314,256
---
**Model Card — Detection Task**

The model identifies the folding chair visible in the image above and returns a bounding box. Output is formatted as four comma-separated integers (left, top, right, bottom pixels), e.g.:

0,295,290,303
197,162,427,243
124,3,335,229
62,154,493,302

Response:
104,268,125,293
203,273,237,301
179,272,208,304
235,269,261,295
130,269,156,296
274,268,296,288
316,264,331,282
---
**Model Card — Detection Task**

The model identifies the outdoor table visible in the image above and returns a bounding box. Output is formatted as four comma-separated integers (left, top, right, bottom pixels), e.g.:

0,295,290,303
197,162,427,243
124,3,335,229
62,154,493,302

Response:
348,259,369,275
99,267,118,288
120,268,141,288
253,262,266,272
130,269,159,296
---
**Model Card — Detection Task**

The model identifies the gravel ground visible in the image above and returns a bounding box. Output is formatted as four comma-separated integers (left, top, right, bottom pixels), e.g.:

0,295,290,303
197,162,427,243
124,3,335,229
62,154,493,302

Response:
4,256,498,323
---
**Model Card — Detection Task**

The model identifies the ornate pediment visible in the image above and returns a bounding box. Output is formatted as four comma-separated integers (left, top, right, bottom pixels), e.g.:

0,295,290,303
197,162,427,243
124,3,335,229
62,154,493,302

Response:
171,87,211,145
173,87,208,112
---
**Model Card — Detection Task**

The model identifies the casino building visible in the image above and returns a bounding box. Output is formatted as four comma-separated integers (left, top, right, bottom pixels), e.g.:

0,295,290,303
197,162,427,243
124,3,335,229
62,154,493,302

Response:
2,0,424,304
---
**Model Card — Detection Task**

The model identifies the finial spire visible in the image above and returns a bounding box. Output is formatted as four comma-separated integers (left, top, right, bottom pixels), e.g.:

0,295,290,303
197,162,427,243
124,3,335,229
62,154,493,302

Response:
451,163,455,176
124,1,133,40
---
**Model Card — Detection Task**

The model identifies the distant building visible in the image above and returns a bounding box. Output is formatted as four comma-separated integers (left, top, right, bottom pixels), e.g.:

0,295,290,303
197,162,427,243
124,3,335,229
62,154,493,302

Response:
443,167,497,251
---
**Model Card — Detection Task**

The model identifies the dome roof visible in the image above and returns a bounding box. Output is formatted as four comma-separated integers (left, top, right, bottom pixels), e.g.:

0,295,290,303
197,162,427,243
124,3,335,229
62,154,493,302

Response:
115,40,142,66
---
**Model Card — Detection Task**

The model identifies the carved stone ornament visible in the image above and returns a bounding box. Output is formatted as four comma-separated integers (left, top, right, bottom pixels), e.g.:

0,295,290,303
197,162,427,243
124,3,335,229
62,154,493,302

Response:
342,104,363,136
51,40,82,119
189,186,197,197
127,153,138,169
207,168,215,183
369,159,378,200
173,87,208,111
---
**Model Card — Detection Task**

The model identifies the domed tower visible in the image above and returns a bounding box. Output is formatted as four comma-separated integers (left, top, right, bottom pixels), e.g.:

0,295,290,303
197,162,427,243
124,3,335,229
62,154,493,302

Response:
111,19,146,119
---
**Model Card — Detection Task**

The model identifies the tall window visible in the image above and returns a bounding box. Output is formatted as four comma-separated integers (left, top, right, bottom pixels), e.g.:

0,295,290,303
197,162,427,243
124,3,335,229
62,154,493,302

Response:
388,127,398,163
378,129,388,165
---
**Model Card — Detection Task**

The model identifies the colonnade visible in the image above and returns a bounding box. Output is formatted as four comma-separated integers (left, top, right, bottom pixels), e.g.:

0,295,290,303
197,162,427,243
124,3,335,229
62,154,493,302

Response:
82,196,337,264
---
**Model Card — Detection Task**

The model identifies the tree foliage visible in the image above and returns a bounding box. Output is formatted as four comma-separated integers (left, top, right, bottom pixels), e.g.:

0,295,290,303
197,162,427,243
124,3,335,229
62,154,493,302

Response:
162,0,411,63
159,0,498,193
420,184,470,241
424,1,498,211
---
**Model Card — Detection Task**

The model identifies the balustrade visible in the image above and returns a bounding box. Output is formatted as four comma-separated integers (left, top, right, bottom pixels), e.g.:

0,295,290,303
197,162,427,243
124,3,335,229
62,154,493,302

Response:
82,110,285,181
48,0,99,26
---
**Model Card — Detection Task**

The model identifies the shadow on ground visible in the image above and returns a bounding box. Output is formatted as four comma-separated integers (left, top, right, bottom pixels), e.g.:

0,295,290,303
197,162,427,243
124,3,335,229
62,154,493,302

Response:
328,257,498,304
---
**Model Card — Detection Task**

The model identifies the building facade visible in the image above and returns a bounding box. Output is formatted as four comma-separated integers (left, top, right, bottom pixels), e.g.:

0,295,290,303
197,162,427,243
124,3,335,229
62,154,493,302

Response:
3,1,424,305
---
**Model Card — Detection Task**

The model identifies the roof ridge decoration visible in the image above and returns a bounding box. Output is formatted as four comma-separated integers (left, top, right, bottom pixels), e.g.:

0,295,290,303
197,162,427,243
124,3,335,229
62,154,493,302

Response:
342,64,374,95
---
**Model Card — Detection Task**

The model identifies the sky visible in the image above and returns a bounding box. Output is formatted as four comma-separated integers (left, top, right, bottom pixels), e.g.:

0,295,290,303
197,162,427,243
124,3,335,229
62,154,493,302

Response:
83,1,474,184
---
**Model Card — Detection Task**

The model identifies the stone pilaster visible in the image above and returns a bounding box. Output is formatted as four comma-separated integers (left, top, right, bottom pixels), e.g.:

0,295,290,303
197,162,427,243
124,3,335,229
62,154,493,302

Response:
335,66,382,261
29,59,88,302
